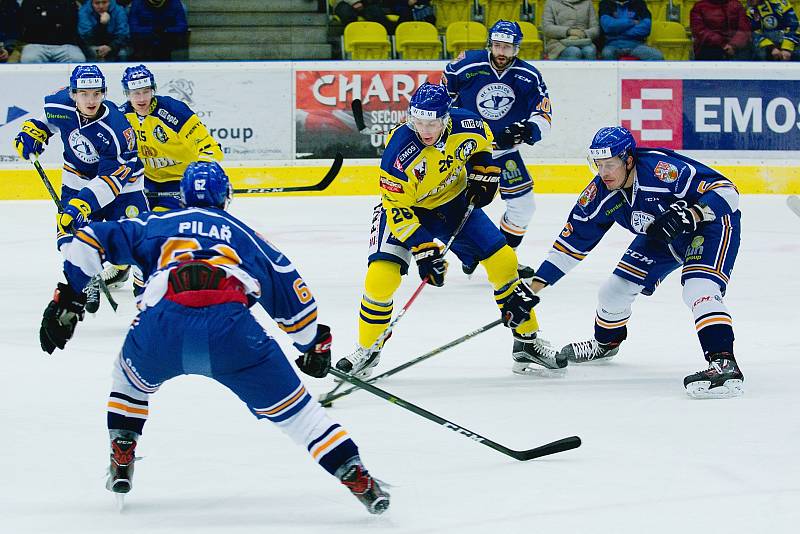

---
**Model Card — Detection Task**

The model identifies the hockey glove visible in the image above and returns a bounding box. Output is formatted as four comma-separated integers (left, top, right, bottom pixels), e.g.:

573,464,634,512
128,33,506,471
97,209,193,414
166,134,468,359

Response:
501,280,541,329
466,164,501,209
40,282,87,354
14,119,52,160
496,120,534,150
646,201,711,244
411,242,448,287
295,324,332,378
57,198,92,234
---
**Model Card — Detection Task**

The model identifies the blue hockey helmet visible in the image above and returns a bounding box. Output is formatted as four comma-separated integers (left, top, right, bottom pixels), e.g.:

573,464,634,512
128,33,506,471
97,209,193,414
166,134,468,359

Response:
69,65,106,93
121,64,156,94
180,162,232,209
589,126,636,162
488,20,523,48
408,82,451,121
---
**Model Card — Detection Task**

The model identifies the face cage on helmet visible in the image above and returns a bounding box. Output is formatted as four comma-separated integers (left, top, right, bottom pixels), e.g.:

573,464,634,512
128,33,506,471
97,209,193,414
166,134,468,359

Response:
407,113,449,142
123,77,156,96
488,39,520,57
587,150,632,177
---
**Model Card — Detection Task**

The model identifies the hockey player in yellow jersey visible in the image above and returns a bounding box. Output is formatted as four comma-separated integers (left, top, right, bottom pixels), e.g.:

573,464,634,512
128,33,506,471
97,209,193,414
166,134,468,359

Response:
335,83,566,378
120,64,222,212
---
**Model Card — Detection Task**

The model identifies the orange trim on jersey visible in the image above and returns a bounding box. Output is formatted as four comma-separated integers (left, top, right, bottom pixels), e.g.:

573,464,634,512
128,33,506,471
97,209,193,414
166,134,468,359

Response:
553,241,586,260
75,230,105,255
107,401,149,416
616,261,647,279
99,174,121,196
278,310,318,334
256,386,306,416
596,316,629,329
311,429,348,460
500,220,526,236
695,316,733,331
499,183,532,195
63,163,89,178
682,265,730,284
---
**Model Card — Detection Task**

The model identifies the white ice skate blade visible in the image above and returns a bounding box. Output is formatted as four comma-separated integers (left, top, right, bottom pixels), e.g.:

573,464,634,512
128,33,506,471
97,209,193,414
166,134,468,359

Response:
685,379,744,399
567,357,616,365
512,362,567,378
114,493,125,512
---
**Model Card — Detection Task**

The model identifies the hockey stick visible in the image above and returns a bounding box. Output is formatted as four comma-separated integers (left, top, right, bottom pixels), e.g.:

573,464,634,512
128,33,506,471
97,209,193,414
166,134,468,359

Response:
787,195,800,218
328,367,581,461
351,99,368,133
33,158,118,312
320,317,503,406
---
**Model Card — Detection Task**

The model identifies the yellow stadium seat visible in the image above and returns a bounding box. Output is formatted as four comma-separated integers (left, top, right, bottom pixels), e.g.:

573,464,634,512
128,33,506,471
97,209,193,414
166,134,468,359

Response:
479,0,524,28
532,0,547,27
648,20,692,60
432,0,474,33
517,20,543,60
446,21,488,57
395,21,443,59
343,21,391,60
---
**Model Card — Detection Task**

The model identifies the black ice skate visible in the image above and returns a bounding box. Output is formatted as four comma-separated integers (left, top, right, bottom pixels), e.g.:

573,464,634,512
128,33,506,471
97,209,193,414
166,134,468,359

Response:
561,339,621,363
684,353,744,399
339,463,390,515
83,277,101,314
512,331,567,376
106,433,138,494
462,261,478,276
102,264,130,290
517,264,536,281
335,346,381,379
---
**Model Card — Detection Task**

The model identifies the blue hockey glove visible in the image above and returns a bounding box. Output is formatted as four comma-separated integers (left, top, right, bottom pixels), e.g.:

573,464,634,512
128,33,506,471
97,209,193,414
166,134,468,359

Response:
296,324,332,378
411,242,448,287
40,282,87,354
57,198,92,234
646,201,703,244
496,121,534,150
466,163,501,208
501,280,541,329
14,119,52,160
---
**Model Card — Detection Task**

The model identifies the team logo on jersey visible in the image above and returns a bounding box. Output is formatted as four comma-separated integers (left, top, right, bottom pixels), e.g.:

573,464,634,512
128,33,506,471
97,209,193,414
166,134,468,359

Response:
380,176,404,193
476,83,515,121
68,129,100,164
412,160,427,181
123,127,136,151
686,236,705,260
577,182,597,207
631,211,655,234
454,139,478,161
153,124,168,143
654,161,679,183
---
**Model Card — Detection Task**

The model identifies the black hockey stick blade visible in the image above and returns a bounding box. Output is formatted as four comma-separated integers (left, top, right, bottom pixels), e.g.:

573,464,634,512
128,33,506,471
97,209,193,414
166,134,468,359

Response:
328,367,581,461
351,99,368,133
233,152,343,195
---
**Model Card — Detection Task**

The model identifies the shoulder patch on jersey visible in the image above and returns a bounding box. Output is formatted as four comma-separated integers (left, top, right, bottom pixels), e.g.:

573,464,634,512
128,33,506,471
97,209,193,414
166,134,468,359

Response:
397,142,420,168
578,182,598,208
123,127,136,151
654,161,679,183
412,160,427,181
380,176,404,193
156,107,180,127
460,118,483,130
455,139,479,161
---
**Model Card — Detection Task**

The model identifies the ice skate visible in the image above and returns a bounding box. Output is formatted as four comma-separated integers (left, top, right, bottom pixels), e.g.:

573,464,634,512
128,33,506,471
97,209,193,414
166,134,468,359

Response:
338,462,390,515
106,432,138,495
562,339,621,363
512,331,567,376
335,346,381,379
462,261,478,277
684,353,744,399
83,277,101,314
101,264,130,290
517,263,536,281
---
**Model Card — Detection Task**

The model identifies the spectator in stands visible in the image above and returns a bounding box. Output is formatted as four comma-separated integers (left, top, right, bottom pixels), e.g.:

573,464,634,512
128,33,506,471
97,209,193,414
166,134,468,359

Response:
746,0,800,61
335,1,397,34
128,0,188,61
691,0,752,60
0,0,20,63
18,0,86,63
78,0,131,61
598,0,663,60
543,0,600,59
388,0,436,25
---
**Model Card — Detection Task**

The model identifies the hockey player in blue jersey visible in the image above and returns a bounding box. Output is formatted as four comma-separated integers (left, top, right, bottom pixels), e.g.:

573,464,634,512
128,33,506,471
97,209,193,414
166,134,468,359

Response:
14,64,148,311
528,126,744,399
37,161,390,514
444,20,552,280
336,82,564,379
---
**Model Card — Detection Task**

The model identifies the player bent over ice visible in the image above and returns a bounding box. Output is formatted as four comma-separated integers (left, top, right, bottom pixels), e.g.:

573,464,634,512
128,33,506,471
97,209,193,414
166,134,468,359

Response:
336,82,565,379
38,162,389,514
529,126,744,398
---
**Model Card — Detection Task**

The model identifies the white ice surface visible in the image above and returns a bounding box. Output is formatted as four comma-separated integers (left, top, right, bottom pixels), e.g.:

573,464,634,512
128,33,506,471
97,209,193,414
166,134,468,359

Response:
1,195,798,533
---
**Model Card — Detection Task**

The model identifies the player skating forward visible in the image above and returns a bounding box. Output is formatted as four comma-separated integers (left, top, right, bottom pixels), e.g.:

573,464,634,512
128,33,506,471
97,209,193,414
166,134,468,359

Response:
14,64,148,311
444,20,552,280
38,161,389,514
113,64,223,291
529,126,744,398
336,82,565,379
